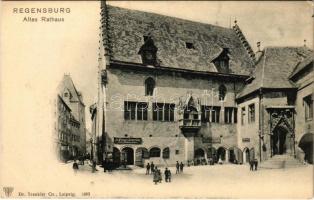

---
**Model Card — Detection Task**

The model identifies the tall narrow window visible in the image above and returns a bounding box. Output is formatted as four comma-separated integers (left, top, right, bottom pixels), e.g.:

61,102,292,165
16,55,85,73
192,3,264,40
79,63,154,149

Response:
137,102,148,120
153,103,175,121
145,77,155,96
124,101,147,121
211,106,220,123
248,104,255,123
234,108,238,123
241,107,246,125
304,95,313,120
201,105,210,123
219,85,227,101
224,107,234,124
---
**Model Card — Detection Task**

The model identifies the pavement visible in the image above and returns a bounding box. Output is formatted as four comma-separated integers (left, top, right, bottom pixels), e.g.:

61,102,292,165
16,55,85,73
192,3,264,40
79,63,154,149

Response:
55,162,314,198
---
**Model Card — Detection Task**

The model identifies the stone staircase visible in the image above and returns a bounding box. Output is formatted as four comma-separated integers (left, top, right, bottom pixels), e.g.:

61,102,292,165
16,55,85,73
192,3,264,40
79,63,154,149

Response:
260,154,306,169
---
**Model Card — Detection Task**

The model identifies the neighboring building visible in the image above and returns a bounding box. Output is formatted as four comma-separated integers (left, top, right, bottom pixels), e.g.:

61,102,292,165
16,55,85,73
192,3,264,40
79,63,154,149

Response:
55,95,72,162
56,75,86,160
237,47,313,163
290,57,313,163
55,95,81,161
93,2,313,167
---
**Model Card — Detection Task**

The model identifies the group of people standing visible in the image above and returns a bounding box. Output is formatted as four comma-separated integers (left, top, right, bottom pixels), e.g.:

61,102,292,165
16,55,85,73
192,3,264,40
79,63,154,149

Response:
175,161,184,174
146,161,185,185
249,159,258,171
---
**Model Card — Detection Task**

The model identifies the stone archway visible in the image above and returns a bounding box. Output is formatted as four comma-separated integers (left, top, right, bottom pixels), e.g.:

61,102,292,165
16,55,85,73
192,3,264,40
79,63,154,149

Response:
121,147,134,165
135,147,149,167
299,133,313,164
217,147,227,162
243,148,250,163
112,147,121,167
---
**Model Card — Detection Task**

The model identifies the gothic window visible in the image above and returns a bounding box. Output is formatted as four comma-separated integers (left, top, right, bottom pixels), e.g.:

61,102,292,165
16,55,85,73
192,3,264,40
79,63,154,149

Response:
248,104,255,123
218,85,227,101
149,147,161,157
145,77,155,96
241,107,246,125
304,95,313,120
138,37,158,66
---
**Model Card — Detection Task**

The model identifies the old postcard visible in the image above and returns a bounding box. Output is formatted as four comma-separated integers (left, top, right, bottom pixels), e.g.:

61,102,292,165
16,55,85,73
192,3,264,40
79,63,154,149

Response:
0,0,313,198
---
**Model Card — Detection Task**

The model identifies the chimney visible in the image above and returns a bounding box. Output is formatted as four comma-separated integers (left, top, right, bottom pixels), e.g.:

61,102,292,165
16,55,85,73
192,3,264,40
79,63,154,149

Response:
255,41,263,63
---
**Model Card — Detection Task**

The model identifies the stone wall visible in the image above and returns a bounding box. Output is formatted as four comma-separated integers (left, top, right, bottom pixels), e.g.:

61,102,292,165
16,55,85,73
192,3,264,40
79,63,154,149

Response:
105,66,244,165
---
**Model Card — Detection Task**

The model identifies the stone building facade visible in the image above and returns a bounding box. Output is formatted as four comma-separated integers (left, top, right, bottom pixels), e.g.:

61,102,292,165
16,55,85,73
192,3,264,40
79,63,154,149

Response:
56,75,86,160
94,2,313,167
55,95,81,161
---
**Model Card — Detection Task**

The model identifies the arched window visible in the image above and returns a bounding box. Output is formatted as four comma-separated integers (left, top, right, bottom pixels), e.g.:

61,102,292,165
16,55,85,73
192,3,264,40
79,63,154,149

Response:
145,77,155,96
162,147,170,159
149,147,161,157
219,85,227,101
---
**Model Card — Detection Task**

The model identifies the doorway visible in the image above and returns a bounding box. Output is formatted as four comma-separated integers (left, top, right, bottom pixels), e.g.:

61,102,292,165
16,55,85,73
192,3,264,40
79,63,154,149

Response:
121,147,134,165
272,126,289,155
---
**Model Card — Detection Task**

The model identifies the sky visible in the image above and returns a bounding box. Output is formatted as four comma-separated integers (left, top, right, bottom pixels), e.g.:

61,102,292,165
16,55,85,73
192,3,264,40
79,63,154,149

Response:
1,1,313,134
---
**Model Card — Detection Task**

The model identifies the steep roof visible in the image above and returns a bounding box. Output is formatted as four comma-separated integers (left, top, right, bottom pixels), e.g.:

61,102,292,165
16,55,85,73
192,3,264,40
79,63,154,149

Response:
289,55,313,79
237,46,313,99
102,5,255,76
58,75,85,105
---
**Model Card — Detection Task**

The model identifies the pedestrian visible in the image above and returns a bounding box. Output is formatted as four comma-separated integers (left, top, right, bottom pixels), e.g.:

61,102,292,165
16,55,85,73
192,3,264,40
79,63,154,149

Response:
72,160,79,173
146,162,150,175
158,169,162,183
249,160,254,171
102,159,107,172
164,168,171,182
92,161,97,173
176,161,180,174
164,168,168,182
254,159,258,171
180,162,184,173
167,168,172,182
153,167,159,185
151,162,155,174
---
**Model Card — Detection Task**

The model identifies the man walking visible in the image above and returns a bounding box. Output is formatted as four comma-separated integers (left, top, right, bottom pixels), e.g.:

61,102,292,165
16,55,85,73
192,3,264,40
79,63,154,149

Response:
180,162,184,173
164,168,169,182
176,161,180,174
146,162,151,175
249,160,254,171
253,158,258,171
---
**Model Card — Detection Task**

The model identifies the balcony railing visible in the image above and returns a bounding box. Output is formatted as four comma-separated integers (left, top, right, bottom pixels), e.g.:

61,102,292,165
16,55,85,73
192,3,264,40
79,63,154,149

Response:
179,119,201,128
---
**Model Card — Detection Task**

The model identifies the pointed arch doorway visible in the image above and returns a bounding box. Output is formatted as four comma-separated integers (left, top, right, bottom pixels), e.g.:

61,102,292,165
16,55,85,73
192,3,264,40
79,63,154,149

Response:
272,125,292,155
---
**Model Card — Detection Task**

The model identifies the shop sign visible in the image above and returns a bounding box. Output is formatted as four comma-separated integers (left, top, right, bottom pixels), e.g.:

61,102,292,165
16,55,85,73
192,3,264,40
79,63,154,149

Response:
202,137,221,144
114,137,142,144
242,138,250,142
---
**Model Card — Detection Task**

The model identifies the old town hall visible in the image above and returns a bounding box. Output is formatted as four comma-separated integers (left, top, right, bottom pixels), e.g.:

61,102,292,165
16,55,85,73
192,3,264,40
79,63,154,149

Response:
90,1,313,168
